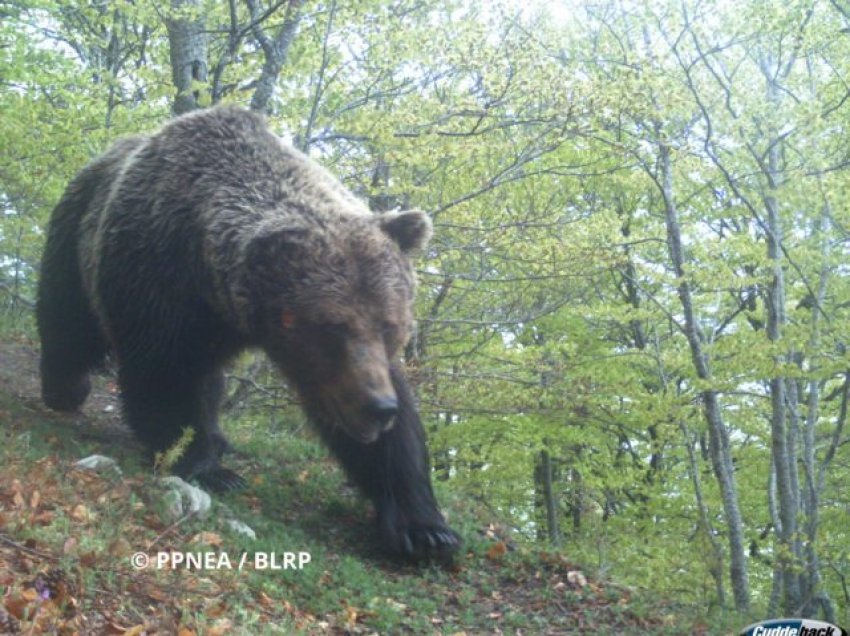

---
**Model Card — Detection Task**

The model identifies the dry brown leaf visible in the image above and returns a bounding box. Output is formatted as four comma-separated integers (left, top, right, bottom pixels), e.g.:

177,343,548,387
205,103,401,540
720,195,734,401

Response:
3,592,32,620
343,605,358,628
31,510,55,525
190,531,222,547
486,541,507,560
79,551,98,567
145,587,169,602
205,601,227,618
206,618,233,636
104,621,129,635
108,538,132,557
70,504,91,522
257,591,274,609
63,536,78,555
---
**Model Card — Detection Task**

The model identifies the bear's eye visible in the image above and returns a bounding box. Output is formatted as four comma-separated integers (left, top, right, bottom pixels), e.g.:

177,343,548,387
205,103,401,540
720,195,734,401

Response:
281,310,297,330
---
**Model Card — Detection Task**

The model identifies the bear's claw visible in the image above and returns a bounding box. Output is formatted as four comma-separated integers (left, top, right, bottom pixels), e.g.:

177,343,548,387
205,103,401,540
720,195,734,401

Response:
392,522,461,563
195,467,246,493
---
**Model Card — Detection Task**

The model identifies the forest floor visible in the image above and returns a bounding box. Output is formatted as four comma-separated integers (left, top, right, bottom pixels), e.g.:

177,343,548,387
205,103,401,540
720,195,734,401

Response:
0,336,712,635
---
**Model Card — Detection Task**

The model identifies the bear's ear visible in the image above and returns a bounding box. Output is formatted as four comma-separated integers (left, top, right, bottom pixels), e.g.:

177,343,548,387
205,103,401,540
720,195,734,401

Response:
379,210,432,254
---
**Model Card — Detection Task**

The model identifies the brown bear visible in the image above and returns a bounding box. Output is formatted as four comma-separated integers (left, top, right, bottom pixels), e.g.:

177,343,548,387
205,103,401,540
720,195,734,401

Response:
36,105,459,561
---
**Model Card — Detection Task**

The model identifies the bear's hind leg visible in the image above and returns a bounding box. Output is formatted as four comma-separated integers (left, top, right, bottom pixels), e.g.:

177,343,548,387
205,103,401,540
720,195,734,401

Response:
37,258,107,412
37,166,108,412
39,328,105,412
317,365,460,562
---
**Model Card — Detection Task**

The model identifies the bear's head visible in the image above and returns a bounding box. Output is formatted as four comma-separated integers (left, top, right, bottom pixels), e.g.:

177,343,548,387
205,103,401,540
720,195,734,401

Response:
247,209,432,443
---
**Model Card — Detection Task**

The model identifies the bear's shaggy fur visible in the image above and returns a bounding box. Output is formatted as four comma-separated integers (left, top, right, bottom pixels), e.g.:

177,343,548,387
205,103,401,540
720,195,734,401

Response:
37,105,459,561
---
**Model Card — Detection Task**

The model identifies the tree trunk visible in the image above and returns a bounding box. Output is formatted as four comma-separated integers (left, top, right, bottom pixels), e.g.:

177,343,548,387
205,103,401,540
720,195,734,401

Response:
534,448,561,544
680,423,726,607
166,0,208,115
761,61,801,614
569,466,582,534
797,187,837,621
246,0,304,115
657,140,750,611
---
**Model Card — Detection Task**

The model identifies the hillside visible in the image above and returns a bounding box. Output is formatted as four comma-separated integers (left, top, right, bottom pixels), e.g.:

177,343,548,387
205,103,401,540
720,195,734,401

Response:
0,338,701,635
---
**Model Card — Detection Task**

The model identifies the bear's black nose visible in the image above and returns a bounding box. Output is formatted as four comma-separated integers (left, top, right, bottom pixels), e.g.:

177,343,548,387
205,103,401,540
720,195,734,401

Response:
365,396,398,429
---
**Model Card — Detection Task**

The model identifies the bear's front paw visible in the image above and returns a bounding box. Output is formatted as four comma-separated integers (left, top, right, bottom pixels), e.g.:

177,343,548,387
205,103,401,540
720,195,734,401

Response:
380,510,461,563
195,467,246,493
401,523,461,563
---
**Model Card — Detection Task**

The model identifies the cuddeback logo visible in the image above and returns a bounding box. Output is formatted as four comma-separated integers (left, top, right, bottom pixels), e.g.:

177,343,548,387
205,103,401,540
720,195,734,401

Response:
740,619,848,636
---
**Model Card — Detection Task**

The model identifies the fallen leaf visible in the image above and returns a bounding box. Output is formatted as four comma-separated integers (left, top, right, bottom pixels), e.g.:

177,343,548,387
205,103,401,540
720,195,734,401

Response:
63,536,78,554
257,591,274,609
3,593,31,620
190,532,222,547
31,510,54,525
206,618,232,636
80,551,98,567
108,538,132,557
486,541,507,560
343,605,358,628
104,621,129,635
70,504,90,522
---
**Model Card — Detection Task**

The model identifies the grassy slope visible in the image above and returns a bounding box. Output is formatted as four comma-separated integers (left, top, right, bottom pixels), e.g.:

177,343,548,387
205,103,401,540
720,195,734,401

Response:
0,339,723,635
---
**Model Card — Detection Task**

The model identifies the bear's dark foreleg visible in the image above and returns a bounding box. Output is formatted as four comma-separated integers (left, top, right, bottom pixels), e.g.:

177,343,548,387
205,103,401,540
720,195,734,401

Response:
318,365,460,562
118,363,243,492
196,369,234,457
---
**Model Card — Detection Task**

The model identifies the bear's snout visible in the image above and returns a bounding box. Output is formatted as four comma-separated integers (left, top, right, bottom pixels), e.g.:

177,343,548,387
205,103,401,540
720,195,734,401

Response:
363,395,398,431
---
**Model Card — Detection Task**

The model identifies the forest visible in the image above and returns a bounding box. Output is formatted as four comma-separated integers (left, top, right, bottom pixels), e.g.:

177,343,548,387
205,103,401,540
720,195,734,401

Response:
0,0,848,633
